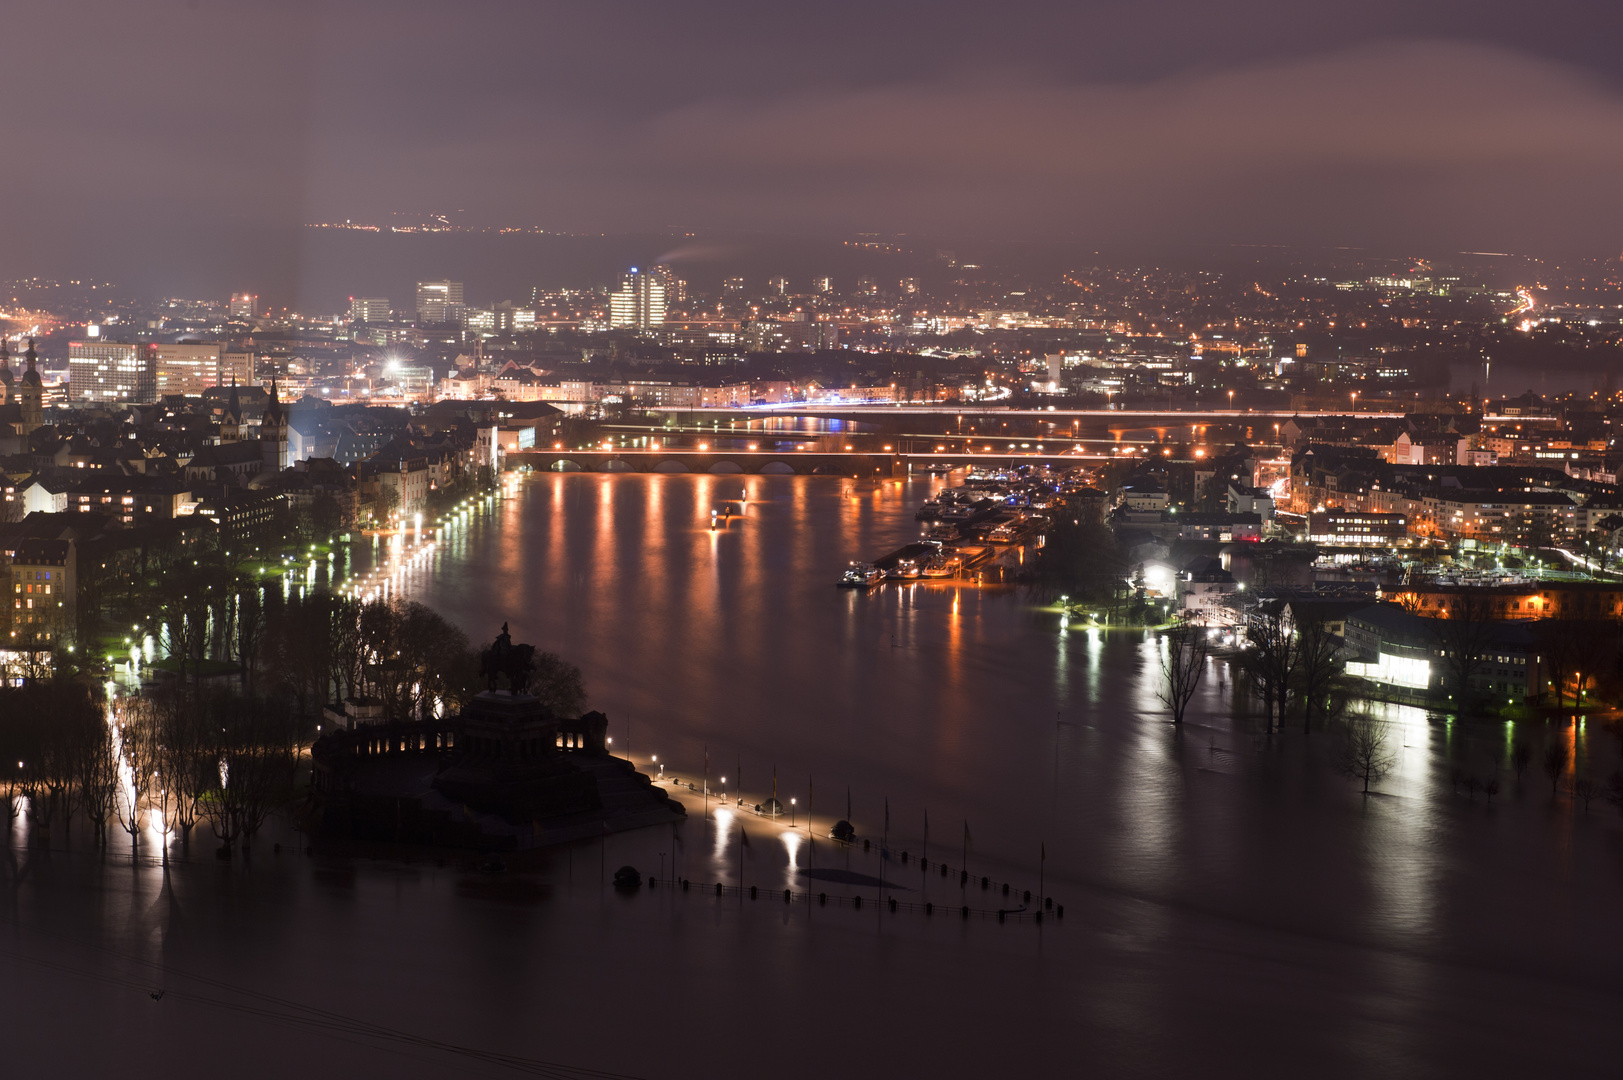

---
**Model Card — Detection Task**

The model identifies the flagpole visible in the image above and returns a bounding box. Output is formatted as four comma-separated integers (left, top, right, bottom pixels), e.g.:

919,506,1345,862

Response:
962,819,968,891
923,807,929,903
881,795,888,929
1038,841,1046,921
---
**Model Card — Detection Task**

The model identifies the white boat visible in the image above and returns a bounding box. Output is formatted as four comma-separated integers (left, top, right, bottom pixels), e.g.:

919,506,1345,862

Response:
839,562,883,588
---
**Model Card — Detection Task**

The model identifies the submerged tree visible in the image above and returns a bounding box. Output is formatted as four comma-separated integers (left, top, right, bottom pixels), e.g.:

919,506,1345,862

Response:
1157,621,1211,726
1334,714,1397,795
1239,602,1300,735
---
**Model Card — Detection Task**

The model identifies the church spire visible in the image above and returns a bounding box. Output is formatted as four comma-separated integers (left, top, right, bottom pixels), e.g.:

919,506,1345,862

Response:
21,337,41,387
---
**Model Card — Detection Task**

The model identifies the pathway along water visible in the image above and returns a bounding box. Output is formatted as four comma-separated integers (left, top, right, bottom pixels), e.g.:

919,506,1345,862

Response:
7,471,1623,1078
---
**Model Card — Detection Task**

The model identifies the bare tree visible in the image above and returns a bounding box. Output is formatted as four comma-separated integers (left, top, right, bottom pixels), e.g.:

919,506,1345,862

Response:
77,718,119,849
1334,714,1396,795
1292,611,1344,735
1239,602,1301,734
1572,774,1598,812
114,699,162,859
1605,770,1623,813
200,693,298,856
1511,741,1533,783
1157,621,1211,726
156,689,209,853
1542,740,1570,797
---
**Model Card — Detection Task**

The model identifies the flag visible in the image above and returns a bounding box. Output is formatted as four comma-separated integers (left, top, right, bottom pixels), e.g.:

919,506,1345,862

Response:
964,821,972,848
924,808,929,844
740,827,752,855
884,796,890,834
1041,841,1046,861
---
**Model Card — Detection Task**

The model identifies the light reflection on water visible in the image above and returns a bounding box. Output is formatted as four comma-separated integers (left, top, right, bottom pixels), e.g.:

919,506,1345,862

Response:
8,472,1623,1076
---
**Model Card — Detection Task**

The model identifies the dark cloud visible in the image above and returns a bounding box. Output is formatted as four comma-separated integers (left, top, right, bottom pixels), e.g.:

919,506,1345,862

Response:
4,1,1623,302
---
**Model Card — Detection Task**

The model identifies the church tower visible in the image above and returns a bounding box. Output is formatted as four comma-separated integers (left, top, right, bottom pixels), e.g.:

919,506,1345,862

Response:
261,378,288,473
0,338,13,407
220,378,243,443
18,338,44,433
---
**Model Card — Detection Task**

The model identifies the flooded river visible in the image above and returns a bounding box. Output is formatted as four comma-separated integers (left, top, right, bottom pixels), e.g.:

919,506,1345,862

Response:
7,472,1622,1078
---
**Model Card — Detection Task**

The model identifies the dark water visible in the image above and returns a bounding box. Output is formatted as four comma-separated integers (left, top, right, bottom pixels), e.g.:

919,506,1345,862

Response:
7,473,1623,1078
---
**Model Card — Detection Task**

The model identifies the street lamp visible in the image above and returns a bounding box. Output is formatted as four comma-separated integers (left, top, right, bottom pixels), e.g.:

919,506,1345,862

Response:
790,797,797,827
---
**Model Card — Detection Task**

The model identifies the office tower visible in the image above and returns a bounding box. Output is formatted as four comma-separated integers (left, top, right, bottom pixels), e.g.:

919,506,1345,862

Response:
813,277,833,294
153,343,223,396
856,276,879,295
69,340,157,404
723,277,746,297
349,297,390,324
648,265,685,305
767,276,789,296
221,348,255,386
415,280,465,324
229,293,258,319
608,268,667,331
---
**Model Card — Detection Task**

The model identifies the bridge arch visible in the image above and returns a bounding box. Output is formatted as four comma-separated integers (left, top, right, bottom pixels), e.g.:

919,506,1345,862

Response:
758,460,796,475
708,460,745,474
598,458,634,472
653,459,690,473
550,458,584,472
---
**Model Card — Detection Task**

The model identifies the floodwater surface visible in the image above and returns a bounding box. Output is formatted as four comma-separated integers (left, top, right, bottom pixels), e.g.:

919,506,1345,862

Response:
6,472,1622,1078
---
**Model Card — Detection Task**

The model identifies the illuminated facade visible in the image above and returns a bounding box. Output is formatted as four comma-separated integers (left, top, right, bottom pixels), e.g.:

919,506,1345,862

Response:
415,281,465,324
1307,511,1408,546
349,296,390,324
609,268,666,331
69,340,157,404
153,343,223,397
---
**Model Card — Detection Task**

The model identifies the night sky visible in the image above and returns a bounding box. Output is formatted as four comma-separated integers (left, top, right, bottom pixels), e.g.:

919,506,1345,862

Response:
6,1,1623,296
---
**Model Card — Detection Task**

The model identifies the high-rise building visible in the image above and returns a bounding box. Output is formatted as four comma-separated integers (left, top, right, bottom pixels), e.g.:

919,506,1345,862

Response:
723,277,746,297
153,343,223,397
767,277,789,297
229,293,258,319
349,297,390,324
813,277,833,294
900,277,919,295
221,348,255,386
856,277,879,295
415,281,465,324
608,268,667,331
69,341,157,404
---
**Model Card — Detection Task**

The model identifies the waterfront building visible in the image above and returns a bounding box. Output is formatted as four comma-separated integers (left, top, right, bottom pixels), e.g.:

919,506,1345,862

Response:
1343,602,1544,701
1308,511,1408,546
